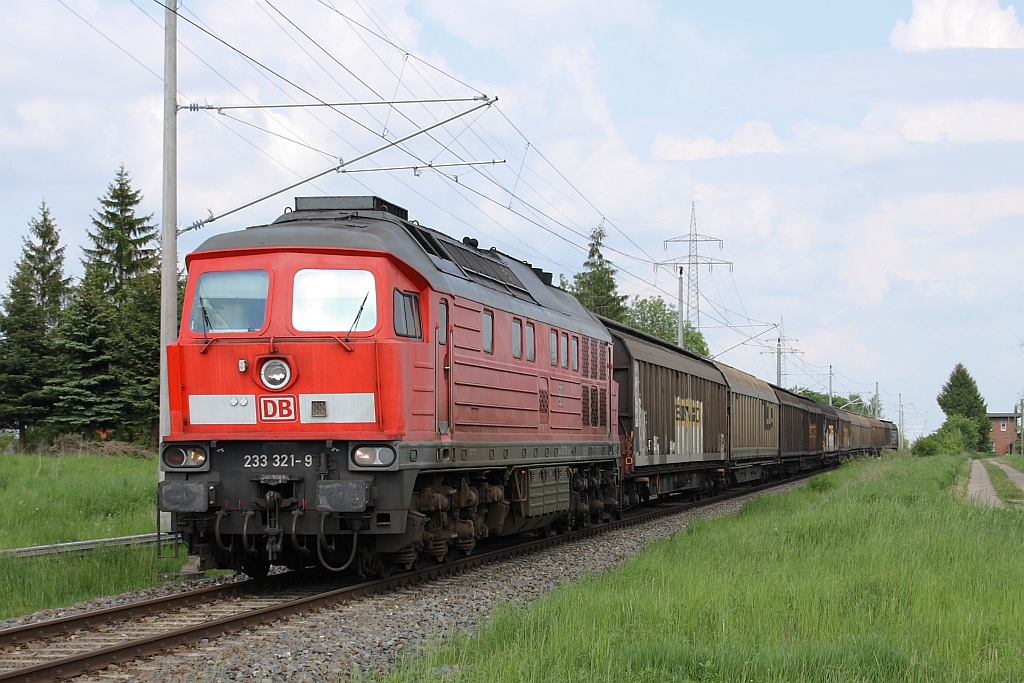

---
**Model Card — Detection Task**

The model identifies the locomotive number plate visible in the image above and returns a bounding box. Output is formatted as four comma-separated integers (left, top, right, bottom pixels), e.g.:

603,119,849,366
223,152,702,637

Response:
243,454,314,468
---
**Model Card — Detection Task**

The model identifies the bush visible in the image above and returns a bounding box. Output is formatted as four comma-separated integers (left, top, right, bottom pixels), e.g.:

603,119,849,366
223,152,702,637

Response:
911,436,940,457
912,415,982,456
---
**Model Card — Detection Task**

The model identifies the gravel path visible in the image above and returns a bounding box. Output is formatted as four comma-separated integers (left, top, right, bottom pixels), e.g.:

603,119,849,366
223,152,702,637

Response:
967,459,1003,508
65,481,806,683
988,459,1024,495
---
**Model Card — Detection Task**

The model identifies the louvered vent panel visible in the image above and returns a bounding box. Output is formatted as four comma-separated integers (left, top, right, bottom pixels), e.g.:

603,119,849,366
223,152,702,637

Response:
591,387,599,427
582,386,590,426
599,388,608,427
581,338,590,379
444,242,528,291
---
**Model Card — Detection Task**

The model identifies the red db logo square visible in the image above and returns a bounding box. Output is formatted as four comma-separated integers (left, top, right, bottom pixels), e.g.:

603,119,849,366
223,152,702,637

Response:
258,395,297,422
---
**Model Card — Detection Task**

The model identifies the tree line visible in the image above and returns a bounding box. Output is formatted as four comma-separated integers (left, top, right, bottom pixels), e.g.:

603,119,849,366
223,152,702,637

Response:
0,166,161,452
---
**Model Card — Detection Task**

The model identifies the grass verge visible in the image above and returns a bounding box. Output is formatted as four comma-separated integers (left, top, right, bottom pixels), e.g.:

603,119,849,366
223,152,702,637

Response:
982,461,1024,508
0,453,159,549
0,547,185,620
1002,454,1024,475
0,453,191,620
388,454,1024,683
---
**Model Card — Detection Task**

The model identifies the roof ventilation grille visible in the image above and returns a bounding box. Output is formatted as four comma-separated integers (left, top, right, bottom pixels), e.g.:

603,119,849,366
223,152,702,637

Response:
294,196,408,220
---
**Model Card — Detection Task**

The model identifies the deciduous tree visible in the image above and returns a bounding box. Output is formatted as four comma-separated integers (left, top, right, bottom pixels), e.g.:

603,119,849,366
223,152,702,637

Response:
626,296,677,343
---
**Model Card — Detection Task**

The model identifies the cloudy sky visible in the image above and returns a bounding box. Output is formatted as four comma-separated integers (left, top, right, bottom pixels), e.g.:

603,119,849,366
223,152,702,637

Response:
3,0,1024,439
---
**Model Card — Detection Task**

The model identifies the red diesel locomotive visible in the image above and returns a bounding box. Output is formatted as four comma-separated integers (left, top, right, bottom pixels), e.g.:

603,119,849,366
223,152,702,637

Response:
159,196,622,577
158,195,895,577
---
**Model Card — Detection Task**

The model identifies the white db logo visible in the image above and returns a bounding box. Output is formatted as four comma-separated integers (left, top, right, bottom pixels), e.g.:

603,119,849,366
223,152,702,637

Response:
258,395,297,422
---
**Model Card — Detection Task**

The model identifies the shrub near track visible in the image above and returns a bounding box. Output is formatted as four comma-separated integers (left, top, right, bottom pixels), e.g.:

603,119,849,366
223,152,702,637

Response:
0,453,158,549
390,454,1024,683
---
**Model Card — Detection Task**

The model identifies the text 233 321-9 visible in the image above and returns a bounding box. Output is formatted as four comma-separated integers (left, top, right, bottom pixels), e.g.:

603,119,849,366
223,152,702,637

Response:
243,454,314,468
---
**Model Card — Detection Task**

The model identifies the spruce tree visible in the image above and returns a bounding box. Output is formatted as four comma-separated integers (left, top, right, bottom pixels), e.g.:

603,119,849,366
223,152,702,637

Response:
936,363,989,450
83,165,157,298
570,226,628,322
24,203,69,328
47,273,122,438
113,270,160,443
53,167,160,443
0,203,69,450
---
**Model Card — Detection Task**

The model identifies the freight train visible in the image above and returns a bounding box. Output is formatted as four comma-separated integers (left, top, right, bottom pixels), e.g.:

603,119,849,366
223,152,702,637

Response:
158,196,897,578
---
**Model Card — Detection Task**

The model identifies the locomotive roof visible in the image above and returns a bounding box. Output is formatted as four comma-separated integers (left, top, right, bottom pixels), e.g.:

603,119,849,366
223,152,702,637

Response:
192,196,610,341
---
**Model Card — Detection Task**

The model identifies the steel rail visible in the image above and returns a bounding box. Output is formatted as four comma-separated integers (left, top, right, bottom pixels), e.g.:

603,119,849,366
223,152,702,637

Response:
0,470,823,682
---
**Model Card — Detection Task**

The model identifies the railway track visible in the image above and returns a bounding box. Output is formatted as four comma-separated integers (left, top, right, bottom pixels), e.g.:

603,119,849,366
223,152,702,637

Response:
0,470,823,682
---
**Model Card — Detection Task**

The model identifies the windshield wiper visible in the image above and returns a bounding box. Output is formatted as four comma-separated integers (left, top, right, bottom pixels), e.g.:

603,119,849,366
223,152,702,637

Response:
199,295,213,343
345,292,370,343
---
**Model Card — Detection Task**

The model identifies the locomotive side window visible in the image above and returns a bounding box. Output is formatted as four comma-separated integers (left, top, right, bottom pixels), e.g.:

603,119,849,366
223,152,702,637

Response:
190,270,269,333
526,323,535,362
571,337,579,372
438,301,448,344
561,332,569,368
292,269,377,332
482,311,494,354
393,290,422,339
512,319,523,359
550,330,558,366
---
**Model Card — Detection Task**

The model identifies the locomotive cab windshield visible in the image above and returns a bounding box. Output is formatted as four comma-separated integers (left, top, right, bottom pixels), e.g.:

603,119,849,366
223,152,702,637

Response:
189,269,269,334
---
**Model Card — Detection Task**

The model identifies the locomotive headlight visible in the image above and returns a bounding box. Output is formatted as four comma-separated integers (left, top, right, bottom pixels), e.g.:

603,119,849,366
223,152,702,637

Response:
163,447,187,468
352,445,397,467
260,358,291,390
162,446,207,469
185,447,207,467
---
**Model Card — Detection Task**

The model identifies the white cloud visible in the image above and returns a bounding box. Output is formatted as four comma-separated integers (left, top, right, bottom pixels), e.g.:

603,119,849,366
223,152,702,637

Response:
655,99,1024,165
651,122,784,161
891,0,1024,50
898,99,1024,142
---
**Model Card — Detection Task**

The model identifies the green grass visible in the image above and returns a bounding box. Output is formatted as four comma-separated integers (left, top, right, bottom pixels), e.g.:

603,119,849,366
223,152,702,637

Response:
982,460,1024,508
388,454,1024,683
1002,454,1024,476
0,453,159,549
0,547,185,619
0,453,190,620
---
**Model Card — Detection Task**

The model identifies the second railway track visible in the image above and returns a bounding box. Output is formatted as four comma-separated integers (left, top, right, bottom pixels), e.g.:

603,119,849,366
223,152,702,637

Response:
0,471,823,682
